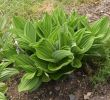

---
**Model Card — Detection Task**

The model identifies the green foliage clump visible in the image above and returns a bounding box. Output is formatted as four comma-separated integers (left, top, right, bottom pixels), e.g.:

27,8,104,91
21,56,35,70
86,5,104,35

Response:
10,9,110,92
0,8,110,94
0,16,19,100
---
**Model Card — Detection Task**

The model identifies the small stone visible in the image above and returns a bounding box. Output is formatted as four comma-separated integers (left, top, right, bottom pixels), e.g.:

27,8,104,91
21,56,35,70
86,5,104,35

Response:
100,10,104,13
86,14,92,18
103,13,109,16
49,98,52,100
84,92,92,100
49,91,52,95
55,86,60,91
100,96,104,99
69,94,75,100
59,93,63,96
69,74,75,80
34,96,38,99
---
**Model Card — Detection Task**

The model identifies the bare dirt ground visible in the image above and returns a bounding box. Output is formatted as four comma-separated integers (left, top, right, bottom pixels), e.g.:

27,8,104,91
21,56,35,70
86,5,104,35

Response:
7,0,110,100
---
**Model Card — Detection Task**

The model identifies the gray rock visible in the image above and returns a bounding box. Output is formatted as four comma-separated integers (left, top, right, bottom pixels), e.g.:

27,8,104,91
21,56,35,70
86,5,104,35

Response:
55,86,60,91
49,91,52,95
69,94,75,100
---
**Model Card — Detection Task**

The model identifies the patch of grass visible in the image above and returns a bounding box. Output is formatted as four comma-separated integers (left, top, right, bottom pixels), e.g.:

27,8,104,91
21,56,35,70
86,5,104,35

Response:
92,61,110,84
56,0,100,5
91,42,110,84
56,0,73,4
0,0,43,18
0,0,100,19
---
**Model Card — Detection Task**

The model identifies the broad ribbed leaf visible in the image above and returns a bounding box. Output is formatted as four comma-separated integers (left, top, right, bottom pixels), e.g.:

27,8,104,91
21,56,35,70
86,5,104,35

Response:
11,28,30,43
52,10,59,25
59,24,72,48
71,58,82,68
23,73,36,80
102,28,110,42
50,64,74,80
58,8,66,25
34,39,56,62
86,44,106,57
24,22,36,42
72,34,95,53
78,34,94,53
48,26,60,44
0,68,19,81
19,65,36,72
0,92,7,100
43,13,52,36
52,8,66,25
52,50,73,62
73,28,85,45
36,21,46,38
42,73,50,82
31,55,50,73
48,57,73,71
3,48,17,59
17,38,32,50
68,11,78,27
18,75,41,92
0,82,7,93
14,54,36,72
14,54,35,65
80,16,91,30
13,16,26,30
0,60,14,71
91,17,109,38
36,68,43,76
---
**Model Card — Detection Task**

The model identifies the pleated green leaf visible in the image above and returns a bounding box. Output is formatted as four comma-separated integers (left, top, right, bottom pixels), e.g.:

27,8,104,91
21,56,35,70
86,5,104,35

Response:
43,13,52,36
14,54,36,72
0,68,19,81
91,16,109,38
13,16,26,30
42,72,50,82
0,82,7,93
0,92,7,100
34,39,56,62
24,22,36,42
18,74,41,92
71,58,82,68
52,50,73,62
73,28,85,45
31,55,50,73
59,24,72,48
48,57,73,71
72,34,95,54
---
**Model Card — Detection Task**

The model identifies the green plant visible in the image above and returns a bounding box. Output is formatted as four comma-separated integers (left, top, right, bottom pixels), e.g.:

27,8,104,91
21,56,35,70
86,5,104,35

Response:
0,16,19,100
9,8,110,92
83,15,110,83
0,82,7,100
0,8,109,93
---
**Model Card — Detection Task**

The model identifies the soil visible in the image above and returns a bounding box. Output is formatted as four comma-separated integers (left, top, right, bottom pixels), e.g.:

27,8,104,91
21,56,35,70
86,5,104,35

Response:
6,0,110,100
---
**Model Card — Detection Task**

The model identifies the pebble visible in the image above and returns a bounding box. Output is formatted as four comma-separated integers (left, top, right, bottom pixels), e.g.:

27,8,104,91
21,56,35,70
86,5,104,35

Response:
69,94,75,100
55,86,60,91
100,96,104,99
100,10,104,13
86,14,92,18
84,92,92,100
34,96,38,99
49,91,52,95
